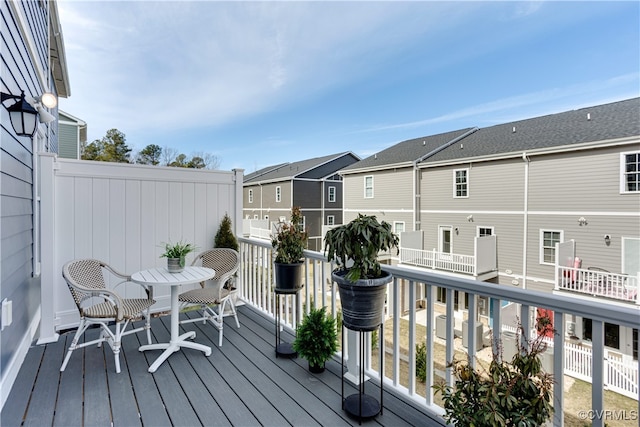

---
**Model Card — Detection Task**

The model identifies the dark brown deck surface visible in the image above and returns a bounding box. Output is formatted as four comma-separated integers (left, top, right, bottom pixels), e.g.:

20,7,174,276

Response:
1,305,440,426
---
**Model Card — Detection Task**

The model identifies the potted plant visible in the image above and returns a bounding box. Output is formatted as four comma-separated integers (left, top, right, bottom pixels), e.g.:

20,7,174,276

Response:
324,214,399,331
292,307,338,373
160,240,196,273
433,317,554,427
271,206,308,291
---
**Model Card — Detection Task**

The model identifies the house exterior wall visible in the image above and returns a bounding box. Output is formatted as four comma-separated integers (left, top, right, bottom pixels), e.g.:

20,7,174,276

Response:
58,121,78,159
243,183,264,219
1,0,62,406
342,167,414,226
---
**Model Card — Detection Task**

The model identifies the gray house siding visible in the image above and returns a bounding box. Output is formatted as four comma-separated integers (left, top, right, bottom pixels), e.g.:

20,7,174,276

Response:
343,168,414,225
58,122,78,159
293,180,321,208
1,0,60,390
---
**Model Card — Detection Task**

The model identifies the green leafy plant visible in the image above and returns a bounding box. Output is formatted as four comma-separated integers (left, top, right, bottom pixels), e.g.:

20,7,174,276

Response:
324,214,399,281
215,213,239,251
416,341,427,383
292,307,338,370
160,241,196,268
271,206,308,264
433,317,554,427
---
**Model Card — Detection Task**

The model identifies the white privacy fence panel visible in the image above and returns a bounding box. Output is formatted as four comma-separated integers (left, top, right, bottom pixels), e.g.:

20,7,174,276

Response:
38,154,243,342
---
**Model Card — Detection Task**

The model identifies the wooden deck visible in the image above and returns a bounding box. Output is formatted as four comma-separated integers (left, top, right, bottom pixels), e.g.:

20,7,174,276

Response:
1,305,440,426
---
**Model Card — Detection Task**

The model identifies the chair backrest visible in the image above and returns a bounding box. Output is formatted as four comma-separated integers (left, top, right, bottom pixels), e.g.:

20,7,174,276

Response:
191,248,240,290
62,259,107,310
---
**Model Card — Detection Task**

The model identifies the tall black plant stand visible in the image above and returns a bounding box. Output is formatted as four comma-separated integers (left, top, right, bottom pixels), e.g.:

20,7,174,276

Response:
341,322,384,423
274,286,301,358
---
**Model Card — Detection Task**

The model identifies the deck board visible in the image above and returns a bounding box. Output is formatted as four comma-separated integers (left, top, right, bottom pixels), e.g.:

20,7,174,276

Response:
1,305,441,427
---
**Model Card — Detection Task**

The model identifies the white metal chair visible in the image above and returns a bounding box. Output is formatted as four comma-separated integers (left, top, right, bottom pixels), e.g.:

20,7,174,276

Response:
178,248,240,346
60,259,156,373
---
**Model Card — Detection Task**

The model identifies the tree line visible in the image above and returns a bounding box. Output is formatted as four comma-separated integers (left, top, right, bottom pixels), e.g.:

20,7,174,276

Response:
81,128,220,169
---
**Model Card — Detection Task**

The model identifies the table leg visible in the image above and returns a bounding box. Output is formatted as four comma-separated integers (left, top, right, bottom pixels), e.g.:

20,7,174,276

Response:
140,284,212,373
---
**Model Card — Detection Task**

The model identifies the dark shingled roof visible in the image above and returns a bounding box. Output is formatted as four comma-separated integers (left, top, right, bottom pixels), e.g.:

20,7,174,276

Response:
422,97,640,164
244,152,357,184
340,128,477,172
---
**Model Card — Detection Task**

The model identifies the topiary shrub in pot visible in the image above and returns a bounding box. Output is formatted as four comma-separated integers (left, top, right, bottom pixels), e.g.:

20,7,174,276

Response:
433,316,554,427
324,214,399,331
292,307,338,373
271,206,308,291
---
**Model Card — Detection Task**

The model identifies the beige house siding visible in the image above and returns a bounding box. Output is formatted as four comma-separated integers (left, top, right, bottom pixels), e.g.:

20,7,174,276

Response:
343,168,414,225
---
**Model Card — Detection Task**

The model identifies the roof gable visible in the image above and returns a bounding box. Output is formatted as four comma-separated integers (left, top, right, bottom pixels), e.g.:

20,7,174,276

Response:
244,152,358,184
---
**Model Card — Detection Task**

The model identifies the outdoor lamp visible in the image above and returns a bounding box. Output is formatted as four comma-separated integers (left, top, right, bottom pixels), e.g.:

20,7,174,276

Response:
1,90,38,137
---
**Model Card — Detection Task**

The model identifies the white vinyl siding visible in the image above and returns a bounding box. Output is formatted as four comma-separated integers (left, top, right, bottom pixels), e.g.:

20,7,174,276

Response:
540,229,563,265
621,151,640,193
328,186,336,202
453,168,469,198
364,175,374,198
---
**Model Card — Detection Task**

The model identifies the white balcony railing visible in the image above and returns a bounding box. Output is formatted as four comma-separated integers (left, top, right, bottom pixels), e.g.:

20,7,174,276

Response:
238,237,640,427
400,247,475,274
556,266,639,304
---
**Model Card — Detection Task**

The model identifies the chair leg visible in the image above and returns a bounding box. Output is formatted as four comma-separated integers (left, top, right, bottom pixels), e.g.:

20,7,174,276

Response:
60,318,89,372
113,322,122,374
226,299,240,328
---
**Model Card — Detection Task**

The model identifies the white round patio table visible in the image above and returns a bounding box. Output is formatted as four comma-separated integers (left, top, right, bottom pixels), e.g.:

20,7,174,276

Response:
132,266,215,373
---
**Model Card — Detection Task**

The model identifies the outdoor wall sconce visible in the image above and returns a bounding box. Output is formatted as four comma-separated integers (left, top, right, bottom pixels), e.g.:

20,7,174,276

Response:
454,227,459,234
1,91,38,136
1,90,57,136
604,235,611,246
466,215,474,222
577,216,588,226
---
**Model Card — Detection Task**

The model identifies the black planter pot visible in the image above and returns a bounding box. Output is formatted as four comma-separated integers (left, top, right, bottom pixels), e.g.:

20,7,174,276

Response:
332,270,391,332
274,262,304,292
308,362,325,373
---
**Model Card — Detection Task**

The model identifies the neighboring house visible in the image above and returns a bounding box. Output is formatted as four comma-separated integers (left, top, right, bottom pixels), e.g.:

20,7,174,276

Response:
341,97,639,359
243,152,360,250
1,0,70,406
57,110,87,159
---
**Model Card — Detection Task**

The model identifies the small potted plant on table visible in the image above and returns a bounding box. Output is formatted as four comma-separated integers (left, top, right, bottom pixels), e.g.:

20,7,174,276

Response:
161,240,196,273
293,307,338,373
271,206,308,291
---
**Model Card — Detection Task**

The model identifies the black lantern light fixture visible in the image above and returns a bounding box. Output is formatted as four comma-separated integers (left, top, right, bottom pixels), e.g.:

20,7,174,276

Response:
1,90,39,137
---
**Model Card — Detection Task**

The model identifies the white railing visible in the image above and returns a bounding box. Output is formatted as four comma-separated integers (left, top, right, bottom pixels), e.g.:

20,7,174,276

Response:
249,226,272,240
400,247,475,274
238,237,640,427
502,325,639,399
556,266,639,304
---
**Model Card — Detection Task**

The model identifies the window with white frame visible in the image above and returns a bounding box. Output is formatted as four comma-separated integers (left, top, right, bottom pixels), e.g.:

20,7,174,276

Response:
275,186,281,202
364,175,374,198
327,215,335,226
540,230,562,264
477,227,494,237
621,151,640,193
394,221,405,235
248,189,253,203
328,186,336,202
453,168,469,198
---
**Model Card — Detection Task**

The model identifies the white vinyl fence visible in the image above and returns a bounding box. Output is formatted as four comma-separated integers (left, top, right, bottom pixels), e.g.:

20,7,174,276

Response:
38,154,243,343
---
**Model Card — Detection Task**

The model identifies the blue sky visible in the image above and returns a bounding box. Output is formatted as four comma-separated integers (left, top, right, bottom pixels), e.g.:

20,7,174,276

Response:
57,1,640,172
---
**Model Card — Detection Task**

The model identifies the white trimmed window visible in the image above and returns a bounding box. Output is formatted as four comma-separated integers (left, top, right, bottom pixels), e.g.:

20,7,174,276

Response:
453,168,469,198
275,186,281,202
621,151,640,193
364,175,374,198
248,189,253,203
540,229,563,265
394,221,405,235
477,227,494,237
328,186,336,202
327,215,335,226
